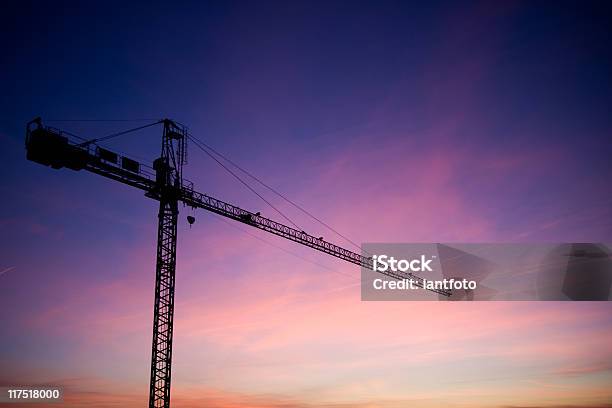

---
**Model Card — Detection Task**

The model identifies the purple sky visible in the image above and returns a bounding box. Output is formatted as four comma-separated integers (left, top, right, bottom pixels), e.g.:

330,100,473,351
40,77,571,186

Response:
1,1,612,406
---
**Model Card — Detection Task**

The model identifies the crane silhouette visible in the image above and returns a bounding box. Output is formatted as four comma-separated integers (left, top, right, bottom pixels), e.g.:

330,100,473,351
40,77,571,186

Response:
25,117,450,408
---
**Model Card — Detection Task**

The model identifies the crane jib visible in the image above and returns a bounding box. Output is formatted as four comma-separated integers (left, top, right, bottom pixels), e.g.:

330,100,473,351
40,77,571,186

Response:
24,120,450,298
179,188,450,297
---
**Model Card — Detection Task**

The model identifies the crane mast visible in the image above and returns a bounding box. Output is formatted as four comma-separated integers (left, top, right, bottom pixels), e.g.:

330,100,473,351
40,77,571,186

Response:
148,120,187,408
24,118,450,408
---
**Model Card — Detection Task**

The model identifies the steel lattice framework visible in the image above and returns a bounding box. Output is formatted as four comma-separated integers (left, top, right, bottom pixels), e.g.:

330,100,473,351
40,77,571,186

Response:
24,117,450,408
150,197,178,407
148,120,187,408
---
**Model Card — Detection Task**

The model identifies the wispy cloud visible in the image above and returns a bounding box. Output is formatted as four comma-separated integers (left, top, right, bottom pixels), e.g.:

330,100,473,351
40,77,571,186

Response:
0,266,15,277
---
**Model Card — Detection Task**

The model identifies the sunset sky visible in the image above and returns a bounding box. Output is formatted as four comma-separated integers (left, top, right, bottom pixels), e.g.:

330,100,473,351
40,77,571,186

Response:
1,1,612,407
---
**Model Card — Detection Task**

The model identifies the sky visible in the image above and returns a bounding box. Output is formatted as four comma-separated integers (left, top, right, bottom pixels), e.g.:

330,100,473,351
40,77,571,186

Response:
1,1,612,407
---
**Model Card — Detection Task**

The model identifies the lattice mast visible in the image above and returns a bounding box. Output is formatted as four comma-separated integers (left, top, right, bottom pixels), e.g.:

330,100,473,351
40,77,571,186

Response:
148,120,187,408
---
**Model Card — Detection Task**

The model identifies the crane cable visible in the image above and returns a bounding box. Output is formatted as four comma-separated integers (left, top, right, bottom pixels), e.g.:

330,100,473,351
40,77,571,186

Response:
46,118,160,122
46,119,364,254
187,134,303,230
186,133,364,253
210,213,358,280
77,119,164,147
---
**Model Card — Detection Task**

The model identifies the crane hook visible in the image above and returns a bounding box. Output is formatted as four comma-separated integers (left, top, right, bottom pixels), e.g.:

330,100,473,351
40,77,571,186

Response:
187,215,196,228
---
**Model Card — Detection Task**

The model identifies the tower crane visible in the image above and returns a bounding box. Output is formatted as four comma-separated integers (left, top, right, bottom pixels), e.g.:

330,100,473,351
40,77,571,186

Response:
24,117,450,408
